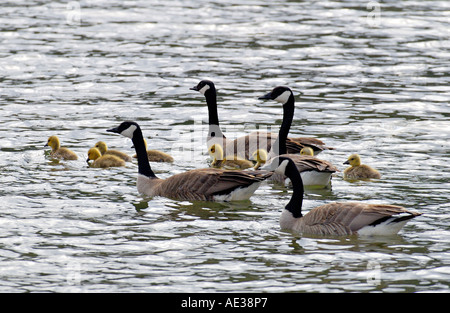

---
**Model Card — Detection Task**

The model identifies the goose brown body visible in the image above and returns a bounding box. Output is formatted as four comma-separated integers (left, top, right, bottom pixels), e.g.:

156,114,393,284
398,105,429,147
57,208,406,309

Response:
107,121,272,202
264,157,421,236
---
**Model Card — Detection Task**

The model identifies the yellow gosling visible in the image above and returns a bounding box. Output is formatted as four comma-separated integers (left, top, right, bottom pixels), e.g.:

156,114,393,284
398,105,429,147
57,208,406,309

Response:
209,144,254,170
251,149,268,170
95,141,132,162
45,136,78,160
87,147,125,168
300,147,314,156
132,139,174,163
343,153,381,180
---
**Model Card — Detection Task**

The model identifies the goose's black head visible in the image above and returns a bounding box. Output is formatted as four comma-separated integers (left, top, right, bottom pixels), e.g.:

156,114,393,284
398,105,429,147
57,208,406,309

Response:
190,80,216,96
258,86,295,105
107,121,140,139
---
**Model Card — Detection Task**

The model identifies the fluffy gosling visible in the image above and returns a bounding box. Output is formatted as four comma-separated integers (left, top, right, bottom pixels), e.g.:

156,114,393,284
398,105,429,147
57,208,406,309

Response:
133,139,174,163
95,141,132,162
343,153,381,180
300,147,314,156
209,144,254,170
45,136,78,160
251,149,268,170
87,147,125,168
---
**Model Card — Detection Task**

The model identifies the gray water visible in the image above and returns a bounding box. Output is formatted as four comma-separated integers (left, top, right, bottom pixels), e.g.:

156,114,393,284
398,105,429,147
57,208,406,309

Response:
0,0,449,293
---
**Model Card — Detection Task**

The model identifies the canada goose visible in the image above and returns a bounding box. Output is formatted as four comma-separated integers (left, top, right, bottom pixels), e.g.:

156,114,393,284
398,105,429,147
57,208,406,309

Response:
95,141,132,162
263,156,421,236
190,80,332,159
44,136,78,160
258,86,338,187
87,147,125,168
132,139,174,163
344,153,381,180
107,121,272,201
209,144,254,169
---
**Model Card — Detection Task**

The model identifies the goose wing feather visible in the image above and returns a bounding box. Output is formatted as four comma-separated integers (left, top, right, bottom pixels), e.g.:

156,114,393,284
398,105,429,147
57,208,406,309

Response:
152,169,272,201
282,154,338,173
301,202,420,235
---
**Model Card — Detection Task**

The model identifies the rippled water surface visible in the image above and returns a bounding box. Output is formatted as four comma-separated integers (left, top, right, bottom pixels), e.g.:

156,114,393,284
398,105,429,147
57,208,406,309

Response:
0,0,449,293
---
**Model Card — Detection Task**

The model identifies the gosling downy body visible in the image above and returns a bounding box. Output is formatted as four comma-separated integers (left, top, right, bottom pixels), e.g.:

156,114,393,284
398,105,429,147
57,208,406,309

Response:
258,86,337,187
190,80,332,159
95,141,132,162
344,153,381,180
87,147,125,168
45,136,78,160
265,156,421,236
107,121,272,201
209,144,254,170
132,139,174,163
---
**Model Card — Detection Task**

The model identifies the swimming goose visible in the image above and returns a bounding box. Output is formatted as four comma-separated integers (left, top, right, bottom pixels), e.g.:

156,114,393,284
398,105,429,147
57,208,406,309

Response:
209,144,254,169
258,86,338,187
107,121,272,201
132,139,174,163
95,141,132,162
45,136,78,160
343,153,381,180
263,156,421,236
190,80,332,159
87,147,125,168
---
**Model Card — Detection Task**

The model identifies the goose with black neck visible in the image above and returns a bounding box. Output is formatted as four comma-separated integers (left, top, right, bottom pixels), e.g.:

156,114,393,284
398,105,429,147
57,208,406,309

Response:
263,156,421,236
190,80,333,160
107,121,272,201
258,86,338,187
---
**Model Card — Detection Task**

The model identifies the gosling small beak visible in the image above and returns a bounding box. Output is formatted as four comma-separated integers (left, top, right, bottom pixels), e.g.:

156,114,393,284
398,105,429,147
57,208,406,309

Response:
44,143,48,147
343,160,350,165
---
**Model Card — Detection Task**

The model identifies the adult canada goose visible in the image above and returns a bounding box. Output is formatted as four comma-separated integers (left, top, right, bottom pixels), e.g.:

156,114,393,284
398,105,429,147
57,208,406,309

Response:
258,86,338,187
190,80,332,159
95,141,132,162
87,147,125,168
132,139,174,163
263,156,421,236
209,144,254,169
344,153,381,180
44,136,78,160
107,121,272,201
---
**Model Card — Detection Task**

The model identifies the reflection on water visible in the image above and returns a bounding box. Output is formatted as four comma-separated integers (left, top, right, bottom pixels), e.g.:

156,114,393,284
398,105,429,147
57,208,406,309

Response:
0,0,449,292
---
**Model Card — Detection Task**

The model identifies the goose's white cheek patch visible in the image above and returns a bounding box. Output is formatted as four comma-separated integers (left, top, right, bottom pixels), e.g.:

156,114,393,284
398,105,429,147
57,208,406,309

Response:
121,125,137,139
199,84,210,95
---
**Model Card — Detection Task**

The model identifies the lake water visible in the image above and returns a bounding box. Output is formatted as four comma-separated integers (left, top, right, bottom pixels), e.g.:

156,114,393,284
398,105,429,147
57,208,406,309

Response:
0,0,449,293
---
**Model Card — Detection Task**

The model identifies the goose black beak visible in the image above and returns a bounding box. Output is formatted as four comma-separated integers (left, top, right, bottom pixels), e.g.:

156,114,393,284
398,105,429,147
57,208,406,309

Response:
343,160,350,165
107,127,120,134
190,86,199,91
258,91,273,100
